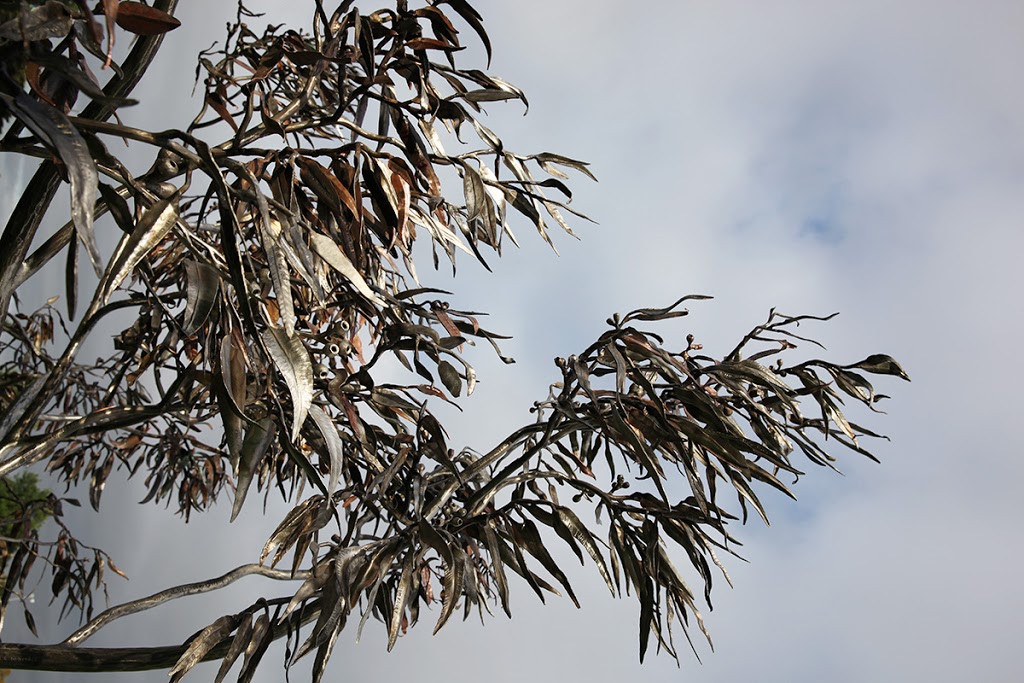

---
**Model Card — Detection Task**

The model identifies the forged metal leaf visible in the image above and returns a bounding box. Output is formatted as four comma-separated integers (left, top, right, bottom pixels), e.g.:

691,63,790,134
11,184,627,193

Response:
0,1,74,42
514,519,579,608
387,553,415,651
261,496,327,567
64,229,77,320
168,614,238,683
230,417,276,522
463,164,488,222
262,327,313,441
437,360,461,397
556,507,615,595
435,0,491,64
0,91,100,275
847,354,910,381
532,152,598,182
254,210,295,336
461,89,519,103
483,523,511,617
829,368,876,405
434,543,466,634
308,405,344,494
182,260,220,335
99,199,178,304
238,613,271,683
214,613,252,683
115,1,181,35
219,334,247,467
309,231,384,307
96,182,134,234
100,0,119,67
621,294,713,323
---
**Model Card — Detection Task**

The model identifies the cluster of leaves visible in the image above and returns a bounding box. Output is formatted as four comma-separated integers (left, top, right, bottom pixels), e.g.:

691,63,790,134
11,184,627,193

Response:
0,0,907,679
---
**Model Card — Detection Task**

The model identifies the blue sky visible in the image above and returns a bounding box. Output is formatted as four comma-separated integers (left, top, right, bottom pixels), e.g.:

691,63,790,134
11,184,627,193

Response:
4,1,1022,681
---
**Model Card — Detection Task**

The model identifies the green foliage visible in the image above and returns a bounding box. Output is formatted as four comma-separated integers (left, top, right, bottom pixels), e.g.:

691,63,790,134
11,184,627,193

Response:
0,472,50,536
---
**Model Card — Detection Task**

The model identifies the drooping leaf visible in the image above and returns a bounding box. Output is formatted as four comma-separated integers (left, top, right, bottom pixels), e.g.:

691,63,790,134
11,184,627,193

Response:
230,417,276,522
182,260,220,335
0,91,100,275
168,614,238,683
214,613,252,683
308,405,344,494
98,199,178,305
309,231,384,308
437,360,462,397
262,327,313,441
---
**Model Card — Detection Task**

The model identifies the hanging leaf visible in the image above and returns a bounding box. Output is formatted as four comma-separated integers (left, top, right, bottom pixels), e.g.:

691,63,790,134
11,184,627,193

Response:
0,91,100,275
437,360,461,397
309,231,384,307
230,417,276,522
214,614,252,683
262,327,313,441
182,260,220,335
98,199,178,305
168,614,238,683
308,405,344,494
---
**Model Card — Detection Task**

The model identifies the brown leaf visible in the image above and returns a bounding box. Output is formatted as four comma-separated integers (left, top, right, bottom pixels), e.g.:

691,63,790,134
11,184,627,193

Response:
115,1,180,35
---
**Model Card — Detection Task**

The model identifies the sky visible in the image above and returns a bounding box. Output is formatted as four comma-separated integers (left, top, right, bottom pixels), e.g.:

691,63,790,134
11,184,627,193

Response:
3,1,1023,681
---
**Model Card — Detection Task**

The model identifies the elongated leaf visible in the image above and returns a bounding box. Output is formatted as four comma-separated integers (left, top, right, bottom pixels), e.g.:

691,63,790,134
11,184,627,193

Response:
514,519,579,608
0,91,100,275
0,2,74,42
238,613,271,683
262,327,313,441
483,523,511,617
388,553,415,651
435,0,491,64
308,405,344,494
437,360,462,397
556,507,615,595
309,231,384,307
848,354,911,381
231,417,276,522
257,215,295,336
169,614,237,683
99,199,178,304
214,613,252,683
64,228,78,320
182,260,220,335
434,542,465,634
115,1,181,35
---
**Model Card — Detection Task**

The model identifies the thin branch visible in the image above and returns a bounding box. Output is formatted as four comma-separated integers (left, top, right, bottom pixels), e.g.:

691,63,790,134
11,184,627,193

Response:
64,563,310,646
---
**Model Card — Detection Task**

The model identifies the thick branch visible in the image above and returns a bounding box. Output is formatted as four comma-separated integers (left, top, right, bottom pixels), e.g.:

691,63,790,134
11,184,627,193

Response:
0,598,323,673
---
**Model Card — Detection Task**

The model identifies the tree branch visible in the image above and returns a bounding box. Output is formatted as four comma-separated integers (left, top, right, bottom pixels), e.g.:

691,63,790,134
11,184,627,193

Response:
0,598,323,673
64,563,310,646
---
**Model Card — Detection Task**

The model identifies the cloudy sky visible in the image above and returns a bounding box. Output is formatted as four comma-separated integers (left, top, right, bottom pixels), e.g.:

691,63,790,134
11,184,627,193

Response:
5,1,1023,681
